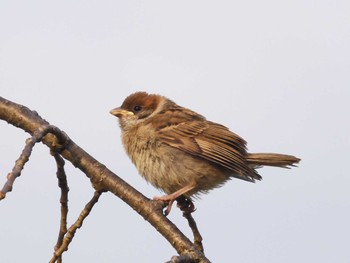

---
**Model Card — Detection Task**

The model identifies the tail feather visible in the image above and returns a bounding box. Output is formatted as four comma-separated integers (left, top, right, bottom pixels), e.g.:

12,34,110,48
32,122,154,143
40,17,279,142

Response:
246,153,300,168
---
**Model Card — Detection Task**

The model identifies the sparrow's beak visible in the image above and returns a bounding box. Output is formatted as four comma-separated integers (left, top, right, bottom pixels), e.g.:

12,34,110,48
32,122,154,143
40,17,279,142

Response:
110,107,134,118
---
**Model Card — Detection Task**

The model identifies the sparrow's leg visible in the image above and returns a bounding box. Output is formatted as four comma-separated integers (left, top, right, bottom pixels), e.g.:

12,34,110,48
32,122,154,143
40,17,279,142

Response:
153,182,196,216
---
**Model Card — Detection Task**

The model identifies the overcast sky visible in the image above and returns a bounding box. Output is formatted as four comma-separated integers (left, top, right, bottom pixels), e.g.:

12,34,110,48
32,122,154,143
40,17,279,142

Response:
1,1,349,262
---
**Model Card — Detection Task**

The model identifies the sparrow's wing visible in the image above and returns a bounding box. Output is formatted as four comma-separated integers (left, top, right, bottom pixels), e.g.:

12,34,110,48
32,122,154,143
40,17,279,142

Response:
155,117,261,182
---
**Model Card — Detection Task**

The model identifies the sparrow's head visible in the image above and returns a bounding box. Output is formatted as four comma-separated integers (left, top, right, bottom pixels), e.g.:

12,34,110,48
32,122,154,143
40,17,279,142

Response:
110,92,169,129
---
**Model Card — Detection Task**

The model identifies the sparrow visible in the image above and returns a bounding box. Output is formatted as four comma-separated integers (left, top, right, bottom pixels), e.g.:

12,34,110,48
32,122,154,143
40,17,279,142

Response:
110,92,300,215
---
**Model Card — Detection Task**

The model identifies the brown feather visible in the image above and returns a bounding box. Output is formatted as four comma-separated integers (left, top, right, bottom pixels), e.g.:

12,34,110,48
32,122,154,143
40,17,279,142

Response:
246,153,300,168
154,108,261,182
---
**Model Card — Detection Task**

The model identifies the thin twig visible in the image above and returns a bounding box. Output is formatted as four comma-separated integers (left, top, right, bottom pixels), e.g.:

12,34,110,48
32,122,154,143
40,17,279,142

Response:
51,152,70,263
0,126,60,200
49,190,103,263
183,212,204,253
176,197,204,253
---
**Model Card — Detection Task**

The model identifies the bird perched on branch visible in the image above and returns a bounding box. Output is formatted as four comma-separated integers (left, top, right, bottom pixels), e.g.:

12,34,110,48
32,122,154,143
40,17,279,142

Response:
110,92,300,215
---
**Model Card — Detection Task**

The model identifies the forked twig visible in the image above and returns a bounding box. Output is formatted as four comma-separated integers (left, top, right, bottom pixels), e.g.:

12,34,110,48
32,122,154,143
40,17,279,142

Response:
50,190,103,263
0,125,65,200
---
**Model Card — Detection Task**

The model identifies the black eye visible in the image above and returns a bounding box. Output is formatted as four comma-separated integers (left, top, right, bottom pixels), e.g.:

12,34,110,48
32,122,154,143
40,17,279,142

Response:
133,105,142,112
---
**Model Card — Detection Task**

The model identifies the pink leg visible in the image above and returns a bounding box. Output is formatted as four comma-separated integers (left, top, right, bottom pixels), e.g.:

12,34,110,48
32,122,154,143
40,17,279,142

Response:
154,183,196,216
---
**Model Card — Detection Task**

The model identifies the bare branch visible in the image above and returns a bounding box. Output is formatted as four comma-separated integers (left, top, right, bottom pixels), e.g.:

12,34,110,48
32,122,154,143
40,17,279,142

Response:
51,151,70,263
50,190,102,263
0,96,210,262
183,212,204,253
0,125,62,199
177,197,204,253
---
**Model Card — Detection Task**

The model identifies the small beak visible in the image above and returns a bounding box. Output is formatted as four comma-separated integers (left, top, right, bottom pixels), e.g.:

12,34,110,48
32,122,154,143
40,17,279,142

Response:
110,107,134,118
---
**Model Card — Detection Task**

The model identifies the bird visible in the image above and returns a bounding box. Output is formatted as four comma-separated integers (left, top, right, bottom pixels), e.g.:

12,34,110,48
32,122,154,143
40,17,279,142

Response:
110,91,300,215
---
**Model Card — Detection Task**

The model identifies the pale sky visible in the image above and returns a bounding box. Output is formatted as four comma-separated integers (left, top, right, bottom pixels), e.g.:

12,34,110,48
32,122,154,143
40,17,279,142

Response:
1,1,349,262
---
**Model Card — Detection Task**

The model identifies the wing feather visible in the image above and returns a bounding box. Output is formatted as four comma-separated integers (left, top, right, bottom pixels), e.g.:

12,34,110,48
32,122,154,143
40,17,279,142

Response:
155,114,261,182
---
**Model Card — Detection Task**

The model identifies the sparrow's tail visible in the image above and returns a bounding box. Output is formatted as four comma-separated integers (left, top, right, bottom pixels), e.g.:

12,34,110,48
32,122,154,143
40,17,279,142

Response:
246,153,300,168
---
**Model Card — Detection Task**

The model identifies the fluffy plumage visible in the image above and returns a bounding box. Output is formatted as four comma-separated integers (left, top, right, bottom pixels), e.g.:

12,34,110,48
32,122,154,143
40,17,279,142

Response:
111,92,300,214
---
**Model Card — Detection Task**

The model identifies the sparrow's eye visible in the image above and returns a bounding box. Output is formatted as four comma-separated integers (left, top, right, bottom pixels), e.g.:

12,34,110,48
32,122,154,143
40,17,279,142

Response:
133,105,142,112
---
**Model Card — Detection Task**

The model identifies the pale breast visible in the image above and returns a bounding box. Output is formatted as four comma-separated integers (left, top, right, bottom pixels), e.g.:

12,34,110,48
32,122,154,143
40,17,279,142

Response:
122,129,230,196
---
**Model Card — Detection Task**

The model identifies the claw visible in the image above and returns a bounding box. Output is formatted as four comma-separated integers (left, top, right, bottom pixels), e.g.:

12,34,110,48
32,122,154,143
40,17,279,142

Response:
153,195,175,216
176,196,196,214
153,182,197,216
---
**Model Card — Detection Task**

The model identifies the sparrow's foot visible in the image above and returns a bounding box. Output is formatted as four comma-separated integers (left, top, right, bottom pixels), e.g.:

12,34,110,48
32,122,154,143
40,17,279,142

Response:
176,196,196,214
153,182,197,216
153,194,176,216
